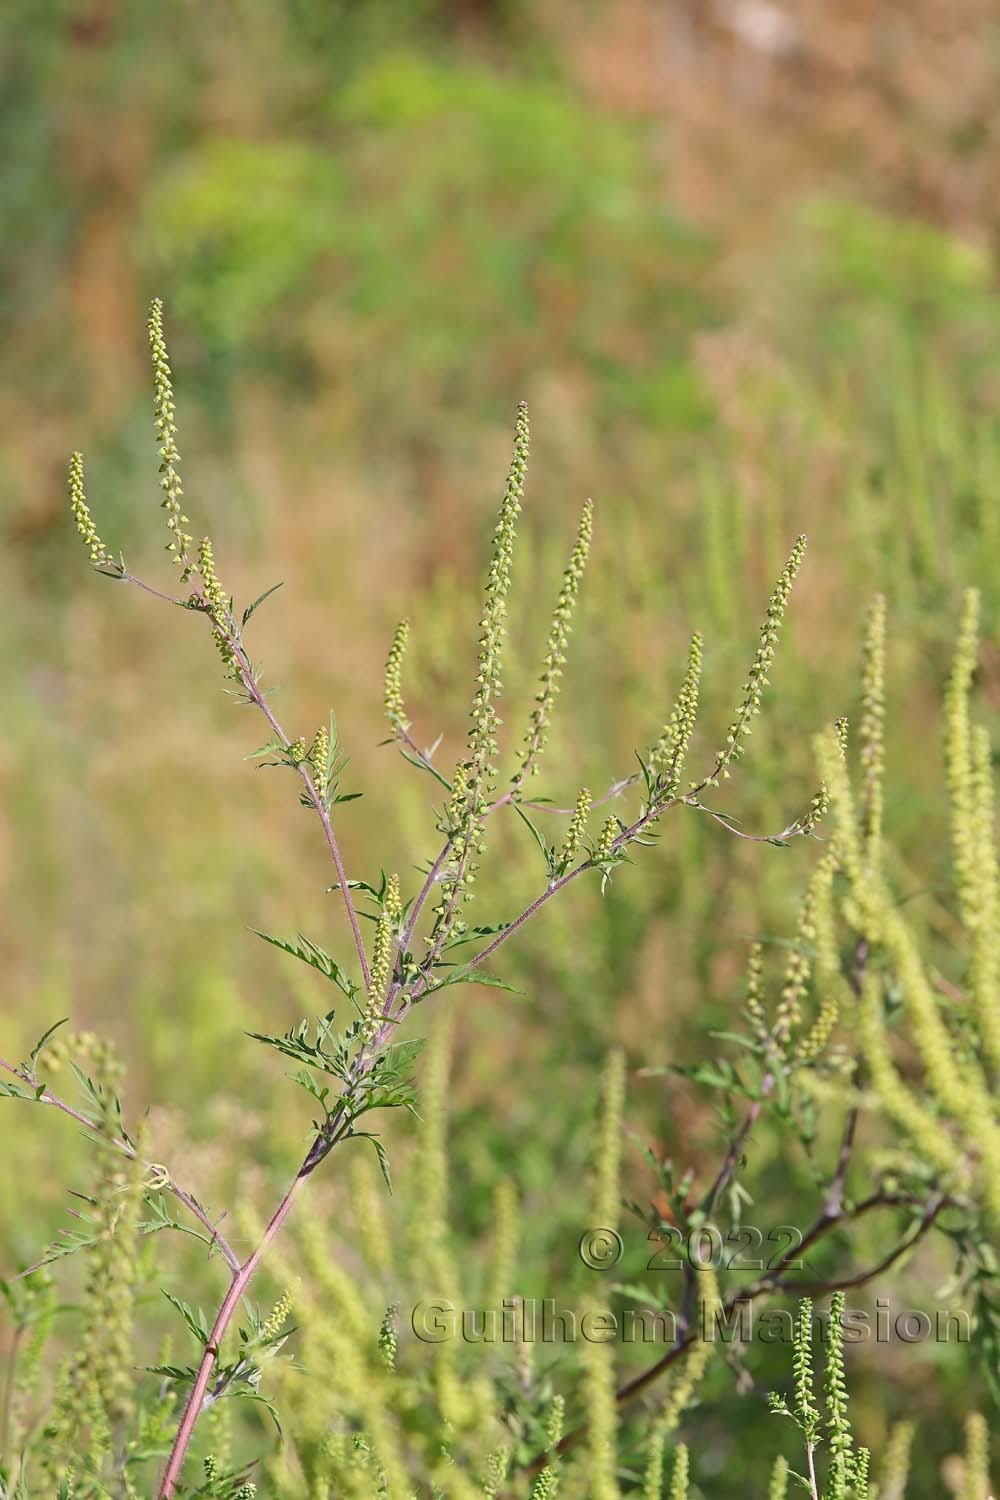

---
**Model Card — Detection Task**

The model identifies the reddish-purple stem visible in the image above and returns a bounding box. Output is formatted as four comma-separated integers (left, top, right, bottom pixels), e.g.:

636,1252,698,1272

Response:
119,562,807,1486
158,1166,311,1495
220,624,371,991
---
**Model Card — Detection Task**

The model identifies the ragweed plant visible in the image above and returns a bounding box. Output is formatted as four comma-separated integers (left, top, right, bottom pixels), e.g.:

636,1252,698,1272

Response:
812,588,1000,1225
763,1295,992,1500
766,1294,866,1500
600,1291,993,1500
8,304,999,1498
0,303,824,1495
606,587,1000,1496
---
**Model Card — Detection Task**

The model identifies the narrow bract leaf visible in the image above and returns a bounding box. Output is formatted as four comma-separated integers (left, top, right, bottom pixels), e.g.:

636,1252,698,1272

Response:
27,1017,69,1071
351,1130,393,1192
241,581,284,628
252,929,357,999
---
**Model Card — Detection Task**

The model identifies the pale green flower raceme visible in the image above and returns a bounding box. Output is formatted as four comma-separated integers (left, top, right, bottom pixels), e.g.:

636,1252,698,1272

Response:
148,297,193,572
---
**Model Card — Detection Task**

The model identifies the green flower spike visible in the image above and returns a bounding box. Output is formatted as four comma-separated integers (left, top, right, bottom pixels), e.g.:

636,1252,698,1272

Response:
309,723,331,801
715,535,806,781
384,619,411,734
148,297,193,573
437,404,529,929
558,786,592,872
68,452,111,567
859,595,886,859
517,497,592,780
825,1292,855,1499
197,537,238,677
363,875,402,1043
669,1443,690,1500
768,1455,789,1500
594,815,619,864
651,631,703,797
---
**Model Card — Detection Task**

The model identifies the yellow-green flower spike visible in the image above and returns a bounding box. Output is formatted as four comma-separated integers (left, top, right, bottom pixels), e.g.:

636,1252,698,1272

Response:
962,1412,989,1500
148,298,193,573
383,619,411,733
775,880,818,1046
258,1289,292,1345
970,724,1000,1079
486,1177,518,1311
446,762,469,837
517,498,592,780
857,973,957,1176
651,632,703,797
546,1394,565,1452
798,785,829,837
363,875,401,1042
580,1298,618,1500
946,588,981,925
826,1292,855,1499
68,452,112,566
529,1393,565,1496
714,535,806,780
436,405,528,933
197,537,226,617
669,1444,689,1500
592,1048,625,1231
197,537,239,677
659,1268,718,1433
309,722,331,802
796,857,844,1064
744,941,769,1045
775,950,808,1044
859,595,886,860
643,1428,665,1500
558,786,592,872
943,591,1000,1082
310,724,329,765
880,1421,914,1500
594,815,619,864
483,1446,512,1498
530,1470,558,1499
800,719,848,838
768,1456,789,1500
377,1305,397,1372
815,727,864,887
792,1297,819,1437
468,401,528,797
878,903,1000,1214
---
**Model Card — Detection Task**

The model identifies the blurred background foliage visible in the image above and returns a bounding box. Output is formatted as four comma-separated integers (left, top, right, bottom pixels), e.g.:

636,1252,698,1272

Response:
2,0,1000,1491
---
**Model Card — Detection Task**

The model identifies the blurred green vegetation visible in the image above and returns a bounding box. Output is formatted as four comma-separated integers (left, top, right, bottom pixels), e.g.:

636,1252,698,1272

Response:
2,2,999,1492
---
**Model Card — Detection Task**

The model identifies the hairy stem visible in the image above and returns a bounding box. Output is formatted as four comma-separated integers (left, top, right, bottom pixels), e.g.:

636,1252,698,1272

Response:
805,1438,820,1500
157,1166,312,1496
220,619,372,991
0,1056,240,1274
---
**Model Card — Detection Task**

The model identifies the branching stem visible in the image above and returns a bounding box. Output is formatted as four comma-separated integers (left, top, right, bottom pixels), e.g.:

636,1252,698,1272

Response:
0,1055,240,1275
100,529,814,1488
516,1186,950,1484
